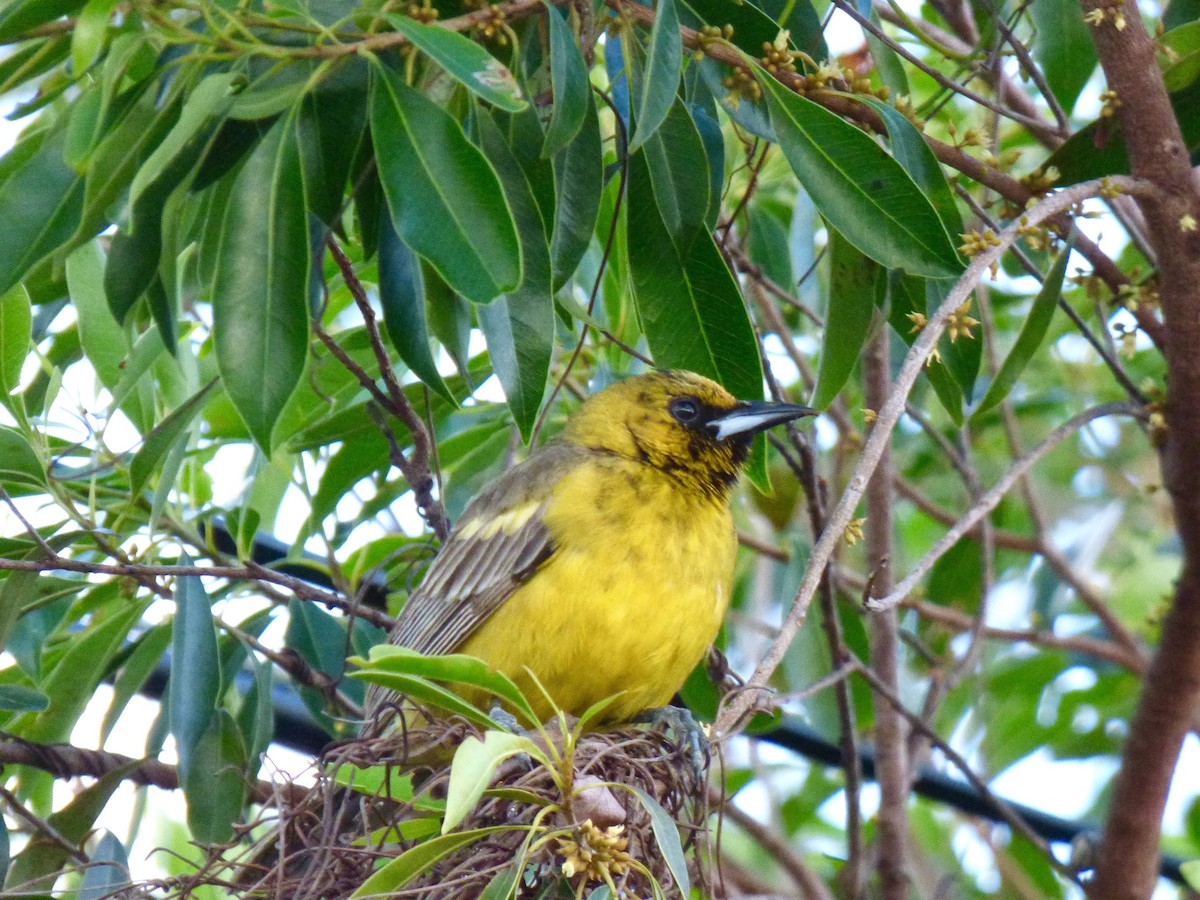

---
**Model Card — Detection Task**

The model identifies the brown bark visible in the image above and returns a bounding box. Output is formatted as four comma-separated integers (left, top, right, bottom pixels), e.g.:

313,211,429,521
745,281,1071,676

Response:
864,330,910,898
1081,2,1200,897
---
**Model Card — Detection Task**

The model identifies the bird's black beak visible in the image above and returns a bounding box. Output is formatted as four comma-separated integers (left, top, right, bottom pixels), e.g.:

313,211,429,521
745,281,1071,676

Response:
706,401,818,442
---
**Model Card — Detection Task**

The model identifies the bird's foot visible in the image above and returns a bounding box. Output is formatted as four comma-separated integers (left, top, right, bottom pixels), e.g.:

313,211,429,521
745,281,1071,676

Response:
639,705,710,780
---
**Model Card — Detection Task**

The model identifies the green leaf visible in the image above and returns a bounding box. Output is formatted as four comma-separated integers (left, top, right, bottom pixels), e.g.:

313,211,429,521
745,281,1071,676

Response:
542,2,589,157
811,229,880,409
66,240,132,390
630,0,682,152
6,761,133,892
927,537,983,614
0,426,45,488
641,99,711,253
0,684,49,712
0,0,83,43
475,110,554,441
973,244,1070,419
1182,859,1200,891
0,571,38,662
129,72,243,213
0,285,30,404
378,213,455,402
622,785,690,895
169,561,220,780
1029,0,1097,111
860,97,963,241
759,74,963,277
1165,21,1200,91
385,14,525,111
70,0,117,75
78,831,129,900
371,63,522,303
130,380,217,495
550,91,602,288
350,826,523,897
213,113,311,453
297,80,367,226
354,645,538,726
21,595,147,744
626,152,763,405
0,127,85,295
350,669,500,729
184,709,247,844
101,623,172,742
332,764,415,800
444,731,549,833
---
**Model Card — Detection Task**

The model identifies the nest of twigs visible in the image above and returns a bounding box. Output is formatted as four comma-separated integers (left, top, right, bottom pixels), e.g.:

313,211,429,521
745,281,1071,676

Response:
159,712,711,899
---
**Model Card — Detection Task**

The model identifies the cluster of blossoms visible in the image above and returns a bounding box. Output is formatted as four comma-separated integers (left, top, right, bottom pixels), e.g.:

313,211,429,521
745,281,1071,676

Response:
556,820,634,884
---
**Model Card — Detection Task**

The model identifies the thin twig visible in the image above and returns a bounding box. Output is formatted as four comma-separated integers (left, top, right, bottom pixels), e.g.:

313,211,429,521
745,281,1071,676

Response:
871,401,1142,610
325,237,450,541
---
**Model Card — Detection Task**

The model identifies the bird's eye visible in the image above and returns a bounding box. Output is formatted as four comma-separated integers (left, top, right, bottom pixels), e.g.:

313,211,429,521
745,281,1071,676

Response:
670,397,701,424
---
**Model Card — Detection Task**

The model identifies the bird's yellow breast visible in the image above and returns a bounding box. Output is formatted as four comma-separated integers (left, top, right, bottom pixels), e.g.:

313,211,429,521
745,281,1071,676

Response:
458,455,737,722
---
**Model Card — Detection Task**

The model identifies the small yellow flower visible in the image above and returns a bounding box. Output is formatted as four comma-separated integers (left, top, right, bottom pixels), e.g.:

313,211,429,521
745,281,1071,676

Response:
1180,213,1197,232
925,346,942,368
1084,7,1107,25
906,311,928,334
958,228,1003,258
693,24,734,59
556,820,633,883
844,518,866,546
1099,90,1122,118
862,408,878,425
722,67,763,107
946,301,980,343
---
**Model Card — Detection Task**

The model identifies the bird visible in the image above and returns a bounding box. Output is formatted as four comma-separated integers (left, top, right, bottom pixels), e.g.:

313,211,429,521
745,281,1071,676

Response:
367,370,816,729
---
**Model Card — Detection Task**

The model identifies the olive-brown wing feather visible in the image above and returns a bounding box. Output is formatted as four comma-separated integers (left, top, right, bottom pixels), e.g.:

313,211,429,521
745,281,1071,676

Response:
389,507,554,656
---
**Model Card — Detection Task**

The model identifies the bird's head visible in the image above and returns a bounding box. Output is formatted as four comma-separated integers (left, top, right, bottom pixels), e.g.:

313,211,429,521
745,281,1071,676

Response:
561,370,817,498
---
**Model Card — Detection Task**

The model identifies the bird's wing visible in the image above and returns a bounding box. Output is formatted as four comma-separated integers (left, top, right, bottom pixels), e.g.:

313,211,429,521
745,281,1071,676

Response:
388,445,582,655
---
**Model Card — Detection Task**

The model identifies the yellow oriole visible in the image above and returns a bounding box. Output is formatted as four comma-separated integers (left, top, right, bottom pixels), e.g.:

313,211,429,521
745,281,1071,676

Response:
372,370,815,724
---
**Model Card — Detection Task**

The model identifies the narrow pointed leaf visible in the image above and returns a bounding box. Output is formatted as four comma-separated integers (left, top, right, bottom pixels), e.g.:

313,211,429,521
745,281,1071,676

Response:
861,96,963,241
350,827,522,897
622,785,691,896
630,0,682,152
77,831,130,900
759,72,963,277
811,229,880,409
130,380,217,495
550,91,602,287
973,245,1070,419
476,110,554,440
641,99,711,253
385,14,525,112
0,127,85,295
378,212,455,401
184,709,247,844
169,560,220,780
213,114,311,453
129,72,242,211
542,2,589,157
626,152,762,404
371,64,521,303
0,427,45,488
0,286,31,403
